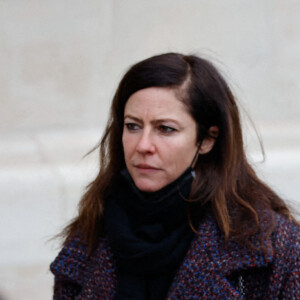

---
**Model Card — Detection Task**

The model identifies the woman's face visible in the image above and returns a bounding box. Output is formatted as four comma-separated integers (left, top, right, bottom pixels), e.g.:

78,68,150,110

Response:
122,87,199,192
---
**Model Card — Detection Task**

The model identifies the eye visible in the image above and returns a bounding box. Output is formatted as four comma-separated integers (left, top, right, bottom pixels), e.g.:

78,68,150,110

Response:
158,125,176,134
124,123,140,131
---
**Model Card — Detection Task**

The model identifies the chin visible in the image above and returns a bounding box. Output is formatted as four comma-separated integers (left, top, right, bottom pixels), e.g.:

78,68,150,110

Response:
135,180,164,193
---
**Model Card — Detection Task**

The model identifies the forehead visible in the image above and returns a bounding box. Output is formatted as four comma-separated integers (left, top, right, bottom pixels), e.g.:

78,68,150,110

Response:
124,87,190,118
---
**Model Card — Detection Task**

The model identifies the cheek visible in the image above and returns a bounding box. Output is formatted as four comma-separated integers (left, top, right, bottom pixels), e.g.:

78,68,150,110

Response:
162,143,191,168
122,134,135,158
172,143,197,168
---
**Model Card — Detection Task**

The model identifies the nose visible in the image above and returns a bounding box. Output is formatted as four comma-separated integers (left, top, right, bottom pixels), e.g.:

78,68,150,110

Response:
136,130,155,154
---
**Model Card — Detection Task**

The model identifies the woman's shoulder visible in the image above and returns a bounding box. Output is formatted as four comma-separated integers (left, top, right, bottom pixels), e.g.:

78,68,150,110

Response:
272,213,300,261
50,234,110,282
50,234,117,298
50,235,89,282
273,213,300,243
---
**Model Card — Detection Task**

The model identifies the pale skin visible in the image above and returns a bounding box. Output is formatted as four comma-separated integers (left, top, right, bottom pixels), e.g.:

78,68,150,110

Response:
122,87,218,192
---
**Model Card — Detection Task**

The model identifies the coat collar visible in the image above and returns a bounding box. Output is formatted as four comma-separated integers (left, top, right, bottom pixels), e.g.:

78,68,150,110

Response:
199,213,273,273
50,236,117,298
167,213,273,298
50,235,91,286
51,213,274,298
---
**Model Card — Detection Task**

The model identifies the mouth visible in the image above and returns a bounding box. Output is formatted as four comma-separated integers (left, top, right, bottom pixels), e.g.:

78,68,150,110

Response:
134,164,161,173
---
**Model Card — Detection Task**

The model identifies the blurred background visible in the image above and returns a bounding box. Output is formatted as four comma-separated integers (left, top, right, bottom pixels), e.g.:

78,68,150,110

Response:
0,1,299,299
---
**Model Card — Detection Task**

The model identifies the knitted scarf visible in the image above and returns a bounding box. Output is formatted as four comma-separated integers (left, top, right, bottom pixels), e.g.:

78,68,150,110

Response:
104,167,195,300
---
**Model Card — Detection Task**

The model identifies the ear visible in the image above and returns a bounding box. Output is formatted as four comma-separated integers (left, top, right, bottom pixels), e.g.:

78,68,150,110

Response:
198,126,219,154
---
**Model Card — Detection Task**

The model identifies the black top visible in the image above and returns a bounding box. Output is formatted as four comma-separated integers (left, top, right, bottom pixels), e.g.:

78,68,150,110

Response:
104,167,195,300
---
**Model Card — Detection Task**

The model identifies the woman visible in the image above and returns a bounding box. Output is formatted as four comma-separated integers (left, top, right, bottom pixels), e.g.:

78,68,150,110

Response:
50,53,299,299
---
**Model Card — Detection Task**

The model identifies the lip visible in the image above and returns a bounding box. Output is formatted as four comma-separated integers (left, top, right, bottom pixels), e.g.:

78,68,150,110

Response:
135,164,159,169
134,164,161,173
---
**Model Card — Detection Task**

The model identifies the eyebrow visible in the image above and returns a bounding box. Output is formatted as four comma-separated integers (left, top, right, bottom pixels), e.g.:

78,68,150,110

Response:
124,114,181,125
124,115,142,122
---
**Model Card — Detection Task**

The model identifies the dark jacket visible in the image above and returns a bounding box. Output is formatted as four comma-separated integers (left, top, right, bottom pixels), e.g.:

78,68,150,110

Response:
50,213,299,299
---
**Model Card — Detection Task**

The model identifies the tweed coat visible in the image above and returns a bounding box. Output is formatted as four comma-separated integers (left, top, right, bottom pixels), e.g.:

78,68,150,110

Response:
50,212,299,299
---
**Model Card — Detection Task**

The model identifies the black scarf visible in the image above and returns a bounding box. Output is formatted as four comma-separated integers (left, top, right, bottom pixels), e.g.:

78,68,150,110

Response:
104,168,195,300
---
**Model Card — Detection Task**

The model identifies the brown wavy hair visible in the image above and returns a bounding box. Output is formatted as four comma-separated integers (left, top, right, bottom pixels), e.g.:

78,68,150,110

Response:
61,53,296,252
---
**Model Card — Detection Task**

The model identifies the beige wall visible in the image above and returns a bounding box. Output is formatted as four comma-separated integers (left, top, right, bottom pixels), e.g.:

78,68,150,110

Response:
2,0,300,133
0,1,300,299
